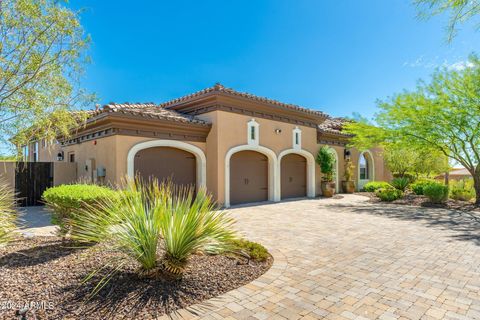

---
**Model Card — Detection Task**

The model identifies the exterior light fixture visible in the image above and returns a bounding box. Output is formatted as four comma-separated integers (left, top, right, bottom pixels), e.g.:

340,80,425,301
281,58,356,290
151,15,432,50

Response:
275,129,282,134
344,149,351,160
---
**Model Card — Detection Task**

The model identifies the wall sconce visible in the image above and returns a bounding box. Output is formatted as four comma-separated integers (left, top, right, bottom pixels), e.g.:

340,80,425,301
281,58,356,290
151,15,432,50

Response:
274,129,282,134
344,149,351,160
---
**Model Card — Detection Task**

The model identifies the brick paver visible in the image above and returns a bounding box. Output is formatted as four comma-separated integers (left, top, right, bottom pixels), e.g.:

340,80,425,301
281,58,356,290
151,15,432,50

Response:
163,195,480,319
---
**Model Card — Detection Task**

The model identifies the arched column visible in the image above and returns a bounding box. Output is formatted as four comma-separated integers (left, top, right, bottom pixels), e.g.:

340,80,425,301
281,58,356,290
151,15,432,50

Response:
127,140,207,191
225,144,278,208
278,149,315,199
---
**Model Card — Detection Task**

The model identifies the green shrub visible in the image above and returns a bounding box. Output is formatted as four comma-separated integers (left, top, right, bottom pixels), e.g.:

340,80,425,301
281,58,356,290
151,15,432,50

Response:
449,179,475,202
375,187,403,201
391,177,410,191
316,146,336,182
410,179,436,195
423,183,449,203
363,181,391,192
42,184,119,236
0,181,17,245
229,239,269,262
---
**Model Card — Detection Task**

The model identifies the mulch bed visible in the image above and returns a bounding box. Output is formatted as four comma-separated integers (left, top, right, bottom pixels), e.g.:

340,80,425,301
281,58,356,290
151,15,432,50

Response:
0,237,272,320
359,191,480,212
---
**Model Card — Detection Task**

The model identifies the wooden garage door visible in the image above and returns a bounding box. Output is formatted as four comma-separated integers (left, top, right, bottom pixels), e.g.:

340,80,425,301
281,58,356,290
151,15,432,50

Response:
281,153,307,199
134,147,196,189
230,151,268,205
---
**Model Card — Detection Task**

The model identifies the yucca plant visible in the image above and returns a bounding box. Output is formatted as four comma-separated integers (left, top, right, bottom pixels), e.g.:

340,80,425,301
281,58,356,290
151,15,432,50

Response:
159,188,237,276
69,179,238,295
0,180,17,246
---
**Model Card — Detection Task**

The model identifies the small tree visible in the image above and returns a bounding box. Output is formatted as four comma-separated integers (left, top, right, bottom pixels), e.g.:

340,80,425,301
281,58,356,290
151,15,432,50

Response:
316,146,335,182
0,0,94,149
344,158,355,182
345,54,480,205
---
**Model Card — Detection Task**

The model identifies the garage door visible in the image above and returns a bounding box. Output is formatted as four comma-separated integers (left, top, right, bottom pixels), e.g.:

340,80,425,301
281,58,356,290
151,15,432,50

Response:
230,151,268,205
134,147,196,189
281,153,306,199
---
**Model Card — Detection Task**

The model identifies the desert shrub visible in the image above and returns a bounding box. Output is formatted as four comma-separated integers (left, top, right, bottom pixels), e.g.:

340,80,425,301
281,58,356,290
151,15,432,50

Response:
449,179,475,202
375,187,403,202
393,172,416,183
423,183,449,204
410,179,436,195
42,184,119,236
391,177,410,191
363,181,391,192
0,181,17,245
70,180,238,295
229,239,269,262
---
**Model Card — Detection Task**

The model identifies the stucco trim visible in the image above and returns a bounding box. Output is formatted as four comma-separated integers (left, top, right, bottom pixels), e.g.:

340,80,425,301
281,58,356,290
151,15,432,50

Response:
224,145,278,208
127,140,207,191
278,149,315,199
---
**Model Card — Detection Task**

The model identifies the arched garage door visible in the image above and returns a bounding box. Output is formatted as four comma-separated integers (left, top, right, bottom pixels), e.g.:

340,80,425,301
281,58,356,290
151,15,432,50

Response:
230,151,268,205
281,153,307,199
134,147,196,189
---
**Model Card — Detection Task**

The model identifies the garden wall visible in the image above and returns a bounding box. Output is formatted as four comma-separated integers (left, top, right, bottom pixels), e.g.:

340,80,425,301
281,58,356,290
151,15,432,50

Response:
0,161,16,189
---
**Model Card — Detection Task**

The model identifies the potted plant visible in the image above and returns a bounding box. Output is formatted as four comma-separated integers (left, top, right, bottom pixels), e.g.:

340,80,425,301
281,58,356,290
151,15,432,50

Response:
342,158,356,193
316,146,336,197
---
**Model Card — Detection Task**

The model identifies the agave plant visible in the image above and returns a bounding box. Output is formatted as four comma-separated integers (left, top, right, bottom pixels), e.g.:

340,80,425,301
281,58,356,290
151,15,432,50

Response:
0,180,17,245
69,179,238,295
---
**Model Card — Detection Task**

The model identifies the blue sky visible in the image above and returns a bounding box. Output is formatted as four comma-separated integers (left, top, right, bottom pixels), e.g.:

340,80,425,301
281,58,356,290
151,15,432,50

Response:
67,0,479,120
1,1,478,155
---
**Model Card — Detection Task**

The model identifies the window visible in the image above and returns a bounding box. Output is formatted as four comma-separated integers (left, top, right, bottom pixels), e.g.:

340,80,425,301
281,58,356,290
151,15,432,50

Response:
33,142,39,162
247,119,259,146
68,152,75,163
292,127,302,149
22,145,28,161
359,153,369,180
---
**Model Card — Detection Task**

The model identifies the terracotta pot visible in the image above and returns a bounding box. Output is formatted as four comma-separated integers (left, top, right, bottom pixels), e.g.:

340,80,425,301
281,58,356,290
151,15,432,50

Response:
321,181,336,197
342,181,356,194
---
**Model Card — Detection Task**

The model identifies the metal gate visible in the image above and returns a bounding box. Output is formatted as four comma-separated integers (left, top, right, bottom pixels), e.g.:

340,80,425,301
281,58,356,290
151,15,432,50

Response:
15,162,53,206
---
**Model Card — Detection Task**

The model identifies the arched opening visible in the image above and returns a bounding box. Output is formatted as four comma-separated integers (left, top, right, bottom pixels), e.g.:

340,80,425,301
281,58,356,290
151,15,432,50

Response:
134,147,196,190
280,153,307,199
225,145,277,207
127,140,207,192
230,150,269,205
358,151,374,190
326,147,340,193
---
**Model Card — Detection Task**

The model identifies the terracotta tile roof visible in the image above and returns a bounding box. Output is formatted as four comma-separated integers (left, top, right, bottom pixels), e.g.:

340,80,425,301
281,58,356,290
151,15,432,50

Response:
160,83,328,118
87,102,210,126
317,117,352,136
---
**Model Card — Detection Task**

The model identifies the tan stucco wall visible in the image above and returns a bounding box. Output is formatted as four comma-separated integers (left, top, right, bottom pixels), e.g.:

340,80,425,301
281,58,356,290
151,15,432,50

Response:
53,162,77,186
0,161,16,190
60,135,206,187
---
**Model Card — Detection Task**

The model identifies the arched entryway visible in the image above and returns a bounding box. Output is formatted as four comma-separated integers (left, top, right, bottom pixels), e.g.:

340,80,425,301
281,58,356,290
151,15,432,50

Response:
134,147,196,189
127,140,207,192
230,150,269,205
280,153,307,199
358,150,374,190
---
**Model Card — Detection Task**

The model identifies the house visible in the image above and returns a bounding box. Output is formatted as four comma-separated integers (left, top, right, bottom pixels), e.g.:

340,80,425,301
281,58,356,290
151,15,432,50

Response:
436,167,472,181
25,84,390,207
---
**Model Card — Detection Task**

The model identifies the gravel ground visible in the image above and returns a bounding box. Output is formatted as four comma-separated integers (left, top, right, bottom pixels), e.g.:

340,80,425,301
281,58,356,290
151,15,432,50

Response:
360,191,480,213
0,237,272,320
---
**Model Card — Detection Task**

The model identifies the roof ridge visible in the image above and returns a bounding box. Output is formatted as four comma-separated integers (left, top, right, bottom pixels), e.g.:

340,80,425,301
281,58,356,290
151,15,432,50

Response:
159,83,328,118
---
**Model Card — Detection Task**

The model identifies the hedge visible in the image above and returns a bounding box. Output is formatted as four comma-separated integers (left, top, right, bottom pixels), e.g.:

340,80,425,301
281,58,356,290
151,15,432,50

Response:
363,181,392,192
42,184,119,236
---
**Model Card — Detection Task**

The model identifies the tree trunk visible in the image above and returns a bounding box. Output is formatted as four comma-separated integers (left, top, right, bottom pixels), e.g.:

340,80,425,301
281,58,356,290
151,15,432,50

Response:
474,172,480,206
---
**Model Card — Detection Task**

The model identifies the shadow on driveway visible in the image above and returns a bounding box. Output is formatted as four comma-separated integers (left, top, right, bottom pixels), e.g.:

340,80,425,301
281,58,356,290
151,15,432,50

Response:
322,202,480,246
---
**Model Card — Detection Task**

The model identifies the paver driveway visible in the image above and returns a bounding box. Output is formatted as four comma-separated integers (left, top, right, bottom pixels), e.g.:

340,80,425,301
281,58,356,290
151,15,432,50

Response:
171,194,480,320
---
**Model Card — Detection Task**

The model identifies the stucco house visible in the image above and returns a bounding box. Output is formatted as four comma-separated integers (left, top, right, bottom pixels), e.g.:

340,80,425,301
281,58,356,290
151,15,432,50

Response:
25,84,390,207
